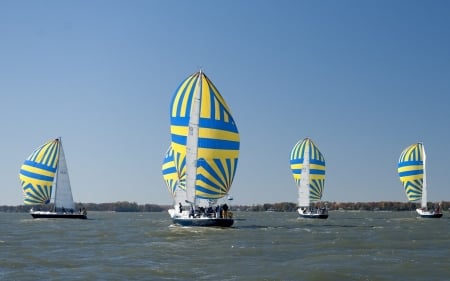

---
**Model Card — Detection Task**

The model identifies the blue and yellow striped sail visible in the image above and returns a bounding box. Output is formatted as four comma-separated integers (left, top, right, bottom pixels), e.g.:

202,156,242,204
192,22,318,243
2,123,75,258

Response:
19,139,60,205
290,138,326,202
162,146,178,197
169,71,240,199
162,145,186,196
398,143,424,202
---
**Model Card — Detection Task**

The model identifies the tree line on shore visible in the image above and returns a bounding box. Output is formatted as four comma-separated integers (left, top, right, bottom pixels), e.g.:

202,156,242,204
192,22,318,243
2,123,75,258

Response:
0,201,448,213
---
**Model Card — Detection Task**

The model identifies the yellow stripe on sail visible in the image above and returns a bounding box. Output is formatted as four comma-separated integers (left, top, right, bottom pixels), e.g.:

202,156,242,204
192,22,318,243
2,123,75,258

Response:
310,164,325,170
197,148,239,159
20,165,56,178
398,165,423,173
180,78,196,118
199,128,240,142
400,175,423,182
170,125,188,137
19,175,54,186
170,126,240,142
200,77,212,119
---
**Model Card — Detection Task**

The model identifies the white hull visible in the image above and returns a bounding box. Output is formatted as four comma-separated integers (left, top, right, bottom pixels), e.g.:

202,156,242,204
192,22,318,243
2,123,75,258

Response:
416,208,443,218
30,210,87,219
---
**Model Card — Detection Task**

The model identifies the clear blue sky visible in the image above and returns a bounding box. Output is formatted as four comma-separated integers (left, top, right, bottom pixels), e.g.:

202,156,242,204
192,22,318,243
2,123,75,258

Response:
1,1,449,206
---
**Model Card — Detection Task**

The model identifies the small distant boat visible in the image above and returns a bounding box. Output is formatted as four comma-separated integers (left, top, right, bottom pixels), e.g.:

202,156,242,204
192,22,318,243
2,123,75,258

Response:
290,138,328,219
19,138,87,219
398,142,442,218
165,70,239,227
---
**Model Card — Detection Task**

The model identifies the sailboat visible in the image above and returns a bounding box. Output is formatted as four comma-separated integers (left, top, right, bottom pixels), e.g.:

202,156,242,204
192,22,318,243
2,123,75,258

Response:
19,138,87,219
290,138,328,219
166,70,240,227
398,142,442,218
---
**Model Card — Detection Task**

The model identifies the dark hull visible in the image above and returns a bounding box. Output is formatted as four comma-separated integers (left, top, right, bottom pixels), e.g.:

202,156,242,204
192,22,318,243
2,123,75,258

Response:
173,217,234,227
31,213,87,219
299,214,329,219
419,213,443,218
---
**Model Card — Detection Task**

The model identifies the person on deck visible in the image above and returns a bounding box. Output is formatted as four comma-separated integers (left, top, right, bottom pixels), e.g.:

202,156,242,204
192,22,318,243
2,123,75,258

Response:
222,203,229,218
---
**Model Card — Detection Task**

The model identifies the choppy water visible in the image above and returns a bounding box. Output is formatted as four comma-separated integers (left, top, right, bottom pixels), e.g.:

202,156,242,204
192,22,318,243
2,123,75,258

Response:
0,211,449,281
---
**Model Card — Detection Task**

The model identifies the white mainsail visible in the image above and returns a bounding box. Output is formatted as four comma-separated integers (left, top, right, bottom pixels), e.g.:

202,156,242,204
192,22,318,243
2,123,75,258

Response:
184,71,202,206
421,145,427,209
298,143,310,207
54,139,75,211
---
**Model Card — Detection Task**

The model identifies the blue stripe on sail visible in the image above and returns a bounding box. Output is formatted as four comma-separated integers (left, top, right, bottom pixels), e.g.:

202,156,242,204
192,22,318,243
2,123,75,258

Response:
41,142,57,166
171,134,187,146
200,119,239,133
195,178,225,197
310,169,325,175
172,76,196,118
170,117,239,132
23,183,52,205
198,138,240,150
195,186,218,197
19,169,55,182
171,135,240,151
197,174,222,192
204,81,218,120
399,170,423,177
290,159,303,166
48,144,59,166
162,167,177,175
398,161,423,168
199,159,227,188
223,158,234,186
310,159,325,166
291,169,301,174
22,160,57,172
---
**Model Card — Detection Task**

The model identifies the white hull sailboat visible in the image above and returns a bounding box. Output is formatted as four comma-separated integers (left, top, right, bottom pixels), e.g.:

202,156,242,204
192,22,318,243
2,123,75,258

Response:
19,138,87,219
290,138,328,219
398,142,442,219
164,70,239,227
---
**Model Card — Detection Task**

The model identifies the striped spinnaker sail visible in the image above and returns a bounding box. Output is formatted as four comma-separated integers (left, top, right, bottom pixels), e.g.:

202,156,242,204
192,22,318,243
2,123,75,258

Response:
162,145,187,196
398,143,424,202
169,71,240,200
19,139,60,205
290,138,326,202
162,146,178,197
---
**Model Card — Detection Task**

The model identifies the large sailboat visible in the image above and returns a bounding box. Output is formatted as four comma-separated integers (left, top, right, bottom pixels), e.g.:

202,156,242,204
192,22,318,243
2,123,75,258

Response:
290,138,328,219
19,138,87,219
166,70,240,227
398,142,442,218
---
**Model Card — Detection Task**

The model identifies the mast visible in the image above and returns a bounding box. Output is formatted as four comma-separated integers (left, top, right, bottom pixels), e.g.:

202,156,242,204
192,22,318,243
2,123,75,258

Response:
299,140,310,207
53,138,60,208
185,71,202,207
421,143,427,209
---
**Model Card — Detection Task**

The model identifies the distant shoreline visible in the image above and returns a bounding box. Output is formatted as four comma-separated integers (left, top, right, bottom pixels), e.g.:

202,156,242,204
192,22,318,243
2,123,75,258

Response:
1,201,448,213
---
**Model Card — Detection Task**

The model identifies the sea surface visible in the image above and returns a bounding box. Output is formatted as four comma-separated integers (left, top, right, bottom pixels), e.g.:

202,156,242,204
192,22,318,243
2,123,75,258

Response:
0,211,449,281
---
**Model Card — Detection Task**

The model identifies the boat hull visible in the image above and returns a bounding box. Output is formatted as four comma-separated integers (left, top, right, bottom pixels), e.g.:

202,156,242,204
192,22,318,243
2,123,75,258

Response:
31,212,87,219
172,217,234,227
298,208,329,219
299,213,329,219
416,208,443,218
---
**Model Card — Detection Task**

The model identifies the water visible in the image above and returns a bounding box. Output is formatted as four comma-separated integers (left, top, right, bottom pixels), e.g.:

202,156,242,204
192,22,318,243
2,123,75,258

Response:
0,211,449,281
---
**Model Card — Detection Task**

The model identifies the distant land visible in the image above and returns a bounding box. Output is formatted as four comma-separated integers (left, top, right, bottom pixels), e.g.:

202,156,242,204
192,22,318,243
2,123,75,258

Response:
1,201,449,213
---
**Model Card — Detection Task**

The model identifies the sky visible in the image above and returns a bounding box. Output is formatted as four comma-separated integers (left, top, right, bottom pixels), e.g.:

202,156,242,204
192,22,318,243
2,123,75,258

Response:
1,0,449,206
